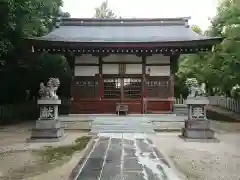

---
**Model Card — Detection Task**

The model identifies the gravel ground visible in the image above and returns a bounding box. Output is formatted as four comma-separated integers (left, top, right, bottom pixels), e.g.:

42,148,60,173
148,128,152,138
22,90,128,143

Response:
0,123,90,180
150,123,240,180
24,149,86,180
1,121,240,180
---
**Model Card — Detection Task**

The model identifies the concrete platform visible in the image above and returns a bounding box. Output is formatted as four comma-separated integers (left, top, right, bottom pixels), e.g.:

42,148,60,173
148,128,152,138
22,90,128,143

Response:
59,114,185,132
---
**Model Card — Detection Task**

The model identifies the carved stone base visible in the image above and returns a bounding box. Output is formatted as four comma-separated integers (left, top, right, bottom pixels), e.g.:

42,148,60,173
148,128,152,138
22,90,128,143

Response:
30,128,64,139
182,120,215,139
184,120,210,129
179,135,219,142
35,120,61,129
182,128,215,139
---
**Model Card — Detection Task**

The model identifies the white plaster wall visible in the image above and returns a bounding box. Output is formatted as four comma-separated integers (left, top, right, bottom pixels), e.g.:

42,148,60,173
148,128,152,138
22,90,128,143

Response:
102,64,119,74
74,66,99,76
103,54,142,62
146,55,170,64
146,66,170,76
75,55,99,64
126,64,142,74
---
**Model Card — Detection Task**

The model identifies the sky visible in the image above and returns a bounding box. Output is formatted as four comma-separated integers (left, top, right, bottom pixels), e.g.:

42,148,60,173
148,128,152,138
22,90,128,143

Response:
62,0,219,31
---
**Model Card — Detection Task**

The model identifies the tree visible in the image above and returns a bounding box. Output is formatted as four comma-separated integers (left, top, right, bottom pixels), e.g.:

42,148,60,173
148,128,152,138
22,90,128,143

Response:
176,0,240,97
175,25,205,97
0,0,70,65
94,0,117,18
208,0,240,95
0,0,72,104
191,25,203,35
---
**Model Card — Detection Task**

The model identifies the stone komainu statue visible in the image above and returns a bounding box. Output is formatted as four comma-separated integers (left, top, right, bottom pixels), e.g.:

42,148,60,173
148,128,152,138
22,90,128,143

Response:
39,78,60,99
186,78,206,97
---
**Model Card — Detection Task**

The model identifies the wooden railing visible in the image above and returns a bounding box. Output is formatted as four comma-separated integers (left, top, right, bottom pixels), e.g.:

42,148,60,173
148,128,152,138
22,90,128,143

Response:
208,96,240,113
174,98,186,105
174,96,240,113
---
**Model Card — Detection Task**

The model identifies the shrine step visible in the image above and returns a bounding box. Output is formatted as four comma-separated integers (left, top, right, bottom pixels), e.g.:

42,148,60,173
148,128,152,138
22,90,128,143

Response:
90,129,155,133
174,105,188,116
90,117,155,133
91,125,155,133
146,111,173,114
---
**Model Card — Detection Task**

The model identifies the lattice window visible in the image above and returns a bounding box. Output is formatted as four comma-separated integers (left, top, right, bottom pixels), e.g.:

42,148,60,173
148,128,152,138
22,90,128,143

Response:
123,78,142,99
146,77,170,98
104,78,121,99
75,79,99,98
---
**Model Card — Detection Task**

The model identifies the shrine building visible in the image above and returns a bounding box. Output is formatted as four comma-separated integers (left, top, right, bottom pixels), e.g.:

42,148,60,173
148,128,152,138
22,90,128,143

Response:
24,17,222,114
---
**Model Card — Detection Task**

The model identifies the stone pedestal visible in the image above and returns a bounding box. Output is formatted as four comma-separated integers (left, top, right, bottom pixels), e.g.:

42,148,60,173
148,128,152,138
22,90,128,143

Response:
181,97,216,140
30,99,65,141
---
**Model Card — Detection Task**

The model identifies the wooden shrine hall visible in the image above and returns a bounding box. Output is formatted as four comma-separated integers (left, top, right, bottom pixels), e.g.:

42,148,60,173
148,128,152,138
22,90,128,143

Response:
24,17,222,114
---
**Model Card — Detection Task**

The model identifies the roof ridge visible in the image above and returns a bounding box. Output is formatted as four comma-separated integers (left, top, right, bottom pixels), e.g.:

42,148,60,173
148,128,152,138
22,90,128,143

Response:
56,17,190,27
60,17,191,21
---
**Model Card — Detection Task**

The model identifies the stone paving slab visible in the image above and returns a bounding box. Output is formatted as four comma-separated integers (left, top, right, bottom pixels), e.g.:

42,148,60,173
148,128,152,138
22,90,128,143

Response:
72,133,181,180
124,157,143,171
76,170,101,180
145,166,167,180
123,172,146,180
136,139,152,153
124,147,136,158
83,158,104,171
101,162,121,180
90,137,109,158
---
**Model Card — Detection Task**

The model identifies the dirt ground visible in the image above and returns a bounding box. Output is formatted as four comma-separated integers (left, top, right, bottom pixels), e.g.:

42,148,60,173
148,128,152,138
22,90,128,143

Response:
150,121,240,180
0,123,91,180
0,123,33,146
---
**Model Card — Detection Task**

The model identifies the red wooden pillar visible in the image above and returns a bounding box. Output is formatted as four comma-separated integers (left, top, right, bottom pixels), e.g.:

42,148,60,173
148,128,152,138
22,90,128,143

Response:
170,74,174,97
142,55,147,113
99,74,104,100
170,54,179,112
99,56,104,100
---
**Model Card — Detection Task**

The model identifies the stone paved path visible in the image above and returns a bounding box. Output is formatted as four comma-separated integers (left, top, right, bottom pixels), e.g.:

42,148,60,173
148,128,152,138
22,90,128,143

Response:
72,133,180,180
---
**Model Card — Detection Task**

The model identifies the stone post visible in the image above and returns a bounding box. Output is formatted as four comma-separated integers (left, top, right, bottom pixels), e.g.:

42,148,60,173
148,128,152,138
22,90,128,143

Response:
29,78,65,141
181,97,215,140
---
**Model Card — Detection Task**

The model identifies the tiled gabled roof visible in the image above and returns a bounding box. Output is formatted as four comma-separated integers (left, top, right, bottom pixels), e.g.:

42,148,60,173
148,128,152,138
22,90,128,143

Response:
33,17,220,43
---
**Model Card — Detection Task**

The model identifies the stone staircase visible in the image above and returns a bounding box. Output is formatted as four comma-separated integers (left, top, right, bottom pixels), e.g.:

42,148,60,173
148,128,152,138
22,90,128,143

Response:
174,104,188,116
90,116,155,133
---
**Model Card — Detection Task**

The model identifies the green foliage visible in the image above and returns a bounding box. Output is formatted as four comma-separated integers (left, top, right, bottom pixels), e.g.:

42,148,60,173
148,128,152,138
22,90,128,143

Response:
41,136,92,162
176,0,240,97
0,101,38,125
0,0,65,59
94,0,117,18
0,0,72,107
37,53,72,97
191,25,203,35
0,53,72,104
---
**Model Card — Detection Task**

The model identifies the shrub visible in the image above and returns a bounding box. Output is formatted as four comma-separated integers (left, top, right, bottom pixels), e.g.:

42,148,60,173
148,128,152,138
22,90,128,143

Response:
0,101,38,125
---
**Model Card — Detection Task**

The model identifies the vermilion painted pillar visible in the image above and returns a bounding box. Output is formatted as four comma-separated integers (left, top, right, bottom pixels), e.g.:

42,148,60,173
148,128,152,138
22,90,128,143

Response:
99,74,104,100
142,55,147,114
99,56,104,100
170,74,174,112
170,55,179,113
